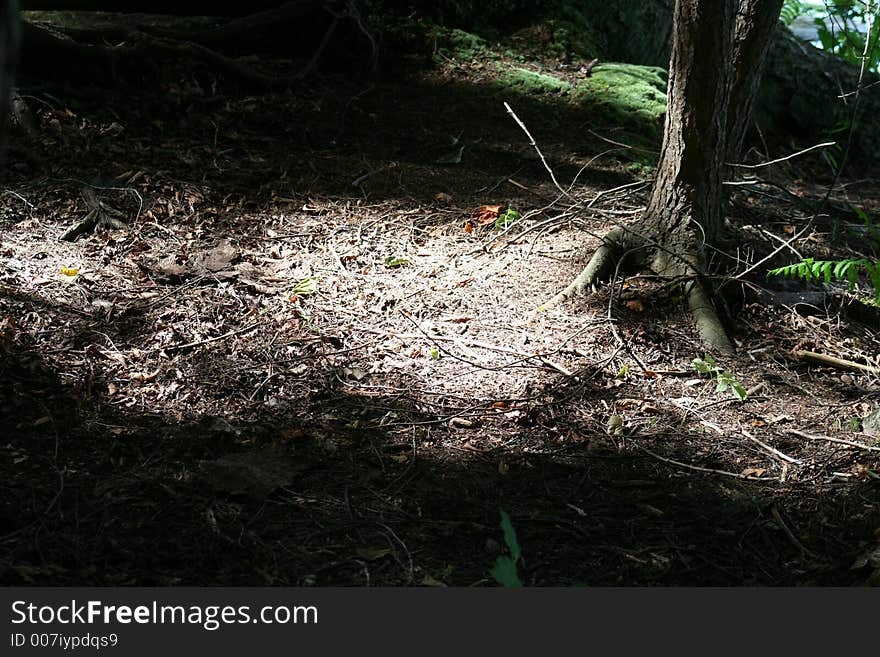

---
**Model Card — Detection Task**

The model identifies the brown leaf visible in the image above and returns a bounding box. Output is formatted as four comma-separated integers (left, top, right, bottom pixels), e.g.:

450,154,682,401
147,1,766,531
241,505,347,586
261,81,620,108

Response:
741,467,767,477
625,299,645,312
472,204,503,226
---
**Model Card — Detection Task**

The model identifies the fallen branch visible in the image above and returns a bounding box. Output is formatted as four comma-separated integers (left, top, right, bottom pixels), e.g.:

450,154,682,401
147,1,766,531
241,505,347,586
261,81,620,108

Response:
793,350,880,376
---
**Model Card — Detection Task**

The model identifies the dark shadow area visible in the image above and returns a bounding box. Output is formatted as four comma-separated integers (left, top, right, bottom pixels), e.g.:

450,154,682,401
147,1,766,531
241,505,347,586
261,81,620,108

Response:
3,345,879,585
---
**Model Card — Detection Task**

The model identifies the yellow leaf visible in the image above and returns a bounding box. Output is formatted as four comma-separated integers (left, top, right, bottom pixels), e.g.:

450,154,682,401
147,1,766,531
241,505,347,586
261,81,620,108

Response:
60,267,79,277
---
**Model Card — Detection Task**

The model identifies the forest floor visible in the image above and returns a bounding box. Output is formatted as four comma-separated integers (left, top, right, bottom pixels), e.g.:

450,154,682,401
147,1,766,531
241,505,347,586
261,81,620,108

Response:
1,14,880,586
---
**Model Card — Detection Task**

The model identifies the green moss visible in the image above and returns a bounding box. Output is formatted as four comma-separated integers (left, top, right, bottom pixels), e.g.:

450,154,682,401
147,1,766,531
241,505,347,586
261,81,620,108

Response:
574,63,668,137
544,5,603,59
496,68,571,95
432,27,490,60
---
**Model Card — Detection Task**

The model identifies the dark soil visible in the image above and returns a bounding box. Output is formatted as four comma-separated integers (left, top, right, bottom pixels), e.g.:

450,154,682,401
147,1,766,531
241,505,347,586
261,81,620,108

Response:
1,14,879,586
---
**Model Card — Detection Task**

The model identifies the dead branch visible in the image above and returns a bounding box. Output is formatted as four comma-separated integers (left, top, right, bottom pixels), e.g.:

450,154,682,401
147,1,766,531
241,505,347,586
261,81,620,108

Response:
792,350,880,376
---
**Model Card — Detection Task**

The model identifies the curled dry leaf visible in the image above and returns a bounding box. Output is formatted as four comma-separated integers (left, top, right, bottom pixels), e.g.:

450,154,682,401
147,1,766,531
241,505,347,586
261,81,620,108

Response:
471,204,504,226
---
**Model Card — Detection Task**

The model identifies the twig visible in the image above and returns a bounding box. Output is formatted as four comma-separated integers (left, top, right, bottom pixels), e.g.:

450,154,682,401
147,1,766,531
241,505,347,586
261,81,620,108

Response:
726,141,836,169
793,350,880,375
734,219,815,280
160,321,260,353
636,443,775,480
770,505,815,557
787,428,880,453
837,78,880,98
507,178,554,201
352,161,398,187
741,430,803,465
760,228,804,260
587,129,658,154
362,326,573,376
504,102,569,198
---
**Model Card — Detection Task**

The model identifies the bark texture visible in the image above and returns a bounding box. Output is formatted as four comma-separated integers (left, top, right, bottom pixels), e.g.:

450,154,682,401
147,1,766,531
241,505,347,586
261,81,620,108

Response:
725,0,785,164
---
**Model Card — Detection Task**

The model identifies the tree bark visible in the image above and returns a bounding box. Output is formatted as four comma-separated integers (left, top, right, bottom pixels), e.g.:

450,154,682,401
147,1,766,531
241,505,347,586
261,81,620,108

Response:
639,0,735,351
725,0,784,164
644,0,734,253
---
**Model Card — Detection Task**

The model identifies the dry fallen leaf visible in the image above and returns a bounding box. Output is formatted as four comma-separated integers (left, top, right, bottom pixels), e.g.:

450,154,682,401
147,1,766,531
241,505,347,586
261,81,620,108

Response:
472,204,503,225
625,299,645,312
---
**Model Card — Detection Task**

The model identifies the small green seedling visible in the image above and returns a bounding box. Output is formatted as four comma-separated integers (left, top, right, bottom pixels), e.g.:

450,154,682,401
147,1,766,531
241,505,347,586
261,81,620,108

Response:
293,276,318,296
615,362,630,381
429,348,440,360
490,509,523,587
495,208,520,230
384,256,410,268
692,354,747,401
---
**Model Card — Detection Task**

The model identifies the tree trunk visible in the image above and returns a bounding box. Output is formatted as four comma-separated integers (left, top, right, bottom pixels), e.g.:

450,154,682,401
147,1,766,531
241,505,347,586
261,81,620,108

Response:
726,0,784,164
640,0,735,351
544,0,785,353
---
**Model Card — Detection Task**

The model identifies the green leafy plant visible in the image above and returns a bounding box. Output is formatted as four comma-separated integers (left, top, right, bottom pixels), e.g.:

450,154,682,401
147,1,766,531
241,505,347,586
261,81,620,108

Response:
495,207,520,230
767,257,880,304
781,0,813,25
384,256,410,268
490,509,523,587
293,276,318,296
782,0,880,71
692,354,748,401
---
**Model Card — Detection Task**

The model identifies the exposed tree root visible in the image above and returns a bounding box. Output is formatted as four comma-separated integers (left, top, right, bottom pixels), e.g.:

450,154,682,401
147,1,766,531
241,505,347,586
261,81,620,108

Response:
540,226,735,353
684,277,734,352
538,226,626,311
60,188,127,242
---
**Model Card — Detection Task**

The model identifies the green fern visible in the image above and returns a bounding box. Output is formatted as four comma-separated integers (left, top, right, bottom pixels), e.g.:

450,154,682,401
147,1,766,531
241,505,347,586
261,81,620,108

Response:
780,0,811,25
767,258,880,304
